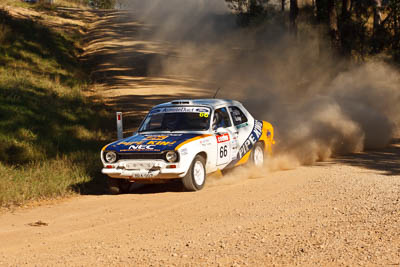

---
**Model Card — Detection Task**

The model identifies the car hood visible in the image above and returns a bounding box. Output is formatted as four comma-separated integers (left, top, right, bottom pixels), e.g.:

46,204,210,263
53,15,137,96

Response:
104,133,205,153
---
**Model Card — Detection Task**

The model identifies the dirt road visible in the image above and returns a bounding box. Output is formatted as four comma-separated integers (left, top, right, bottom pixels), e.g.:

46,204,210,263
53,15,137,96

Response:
1,9,400,266
81,10,214,133
1,159,400,266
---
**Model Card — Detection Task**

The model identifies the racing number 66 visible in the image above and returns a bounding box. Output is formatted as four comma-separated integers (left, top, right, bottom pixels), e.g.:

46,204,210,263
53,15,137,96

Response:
219,145,228,158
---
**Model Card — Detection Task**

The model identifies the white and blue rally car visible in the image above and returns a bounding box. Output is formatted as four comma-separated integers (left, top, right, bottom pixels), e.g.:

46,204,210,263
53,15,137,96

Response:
101,99,275,193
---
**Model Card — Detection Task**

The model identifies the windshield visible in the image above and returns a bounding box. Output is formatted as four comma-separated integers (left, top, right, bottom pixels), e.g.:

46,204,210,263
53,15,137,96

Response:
139,106,211,132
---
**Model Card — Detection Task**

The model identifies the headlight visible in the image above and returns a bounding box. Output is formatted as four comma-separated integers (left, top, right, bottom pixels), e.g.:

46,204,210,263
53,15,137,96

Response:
165,151,178,162
105,151,117,163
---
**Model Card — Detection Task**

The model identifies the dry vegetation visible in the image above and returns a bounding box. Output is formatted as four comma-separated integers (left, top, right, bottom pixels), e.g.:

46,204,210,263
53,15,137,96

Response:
0,2,111,208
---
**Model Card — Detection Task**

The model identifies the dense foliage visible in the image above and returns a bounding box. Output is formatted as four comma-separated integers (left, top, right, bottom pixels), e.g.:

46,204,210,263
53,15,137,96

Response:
226,0,400,62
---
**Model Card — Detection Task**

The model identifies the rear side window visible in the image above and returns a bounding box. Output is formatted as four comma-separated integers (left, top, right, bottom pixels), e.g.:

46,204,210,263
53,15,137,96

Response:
229,106,248,126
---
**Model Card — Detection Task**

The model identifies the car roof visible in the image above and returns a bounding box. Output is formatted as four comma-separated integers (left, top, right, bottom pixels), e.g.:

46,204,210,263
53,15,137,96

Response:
153,99,243,109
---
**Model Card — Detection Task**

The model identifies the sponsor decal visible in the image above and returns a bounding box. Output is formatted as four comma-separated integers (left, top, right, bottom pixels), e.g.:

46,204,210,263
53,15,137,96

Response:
200,138,211,146
118,139,176,147
144,135,168,140
125,144,156,151
150,107,211,114
237,120,263,159
120,142,176,152
216,133,230,143
121,149,159,152
180,148,188,155
109,133,205,153
146,141,176,146
237,122,249,129
118,141,144,146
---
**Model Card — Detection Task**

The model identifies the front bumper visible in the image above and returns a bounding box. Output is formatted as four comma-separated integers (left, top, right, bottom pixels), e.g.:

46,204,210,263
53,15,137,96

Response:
102,160,186,180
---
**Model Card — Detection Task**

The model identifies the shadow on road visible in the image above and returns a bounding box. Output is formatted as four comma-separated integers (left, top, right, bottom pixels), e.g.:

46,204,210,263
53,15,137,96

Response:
81,10,212,97
72,178,186,196
335,139,400,176
81,10,213,133
130,181,186,194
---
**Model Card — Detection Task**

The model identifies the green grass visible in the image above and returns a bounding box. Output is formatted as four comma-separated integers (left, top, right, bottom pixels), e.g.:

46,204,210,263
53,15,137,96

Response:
0,7,112,208
0,158,87,207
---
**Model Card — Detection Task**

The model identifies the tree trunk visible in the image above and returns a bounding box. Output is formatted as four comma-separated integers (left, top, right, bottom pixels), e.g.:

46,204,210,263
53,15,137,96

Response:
340,0,352,56
342,0,351,15
328,0,340,52
290,0,299,35
373,0,382,32
372,0,383,52
314,0,324,22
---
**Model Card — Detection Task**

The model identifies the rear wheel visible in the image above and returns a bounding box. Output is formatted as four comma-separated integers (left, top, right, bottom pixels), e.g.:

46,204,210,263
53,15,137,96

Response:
182,155,206,191
250,142,264,167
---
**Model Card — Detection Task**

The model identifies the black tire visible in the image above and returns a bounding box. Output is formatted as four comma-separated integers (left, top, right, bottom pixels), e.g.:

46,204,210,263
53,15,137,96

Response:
250,142,264,167
182,155,206,191
108,178,131,195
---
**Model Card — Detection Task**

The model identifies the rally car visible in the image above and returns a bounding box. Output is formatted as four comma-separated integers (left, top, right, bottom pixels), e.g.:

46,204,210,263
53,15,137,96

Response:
101,99,275,193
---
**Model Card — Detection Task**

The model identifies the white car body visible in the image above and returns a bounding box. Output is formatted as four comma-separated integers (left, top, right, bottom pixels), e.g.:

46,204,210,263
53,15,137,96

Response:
101,99,275,190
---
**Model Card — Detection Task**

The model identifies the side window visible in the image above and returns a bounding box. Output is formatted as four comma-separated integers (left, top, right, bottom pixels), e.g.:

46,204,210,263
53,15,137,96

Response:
229,106,248,126
213,107,232,129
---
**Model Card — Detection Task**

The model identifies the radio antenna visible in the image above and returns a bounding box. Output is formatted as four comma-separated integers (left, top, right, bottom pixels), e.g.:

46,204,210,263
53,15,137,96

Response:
213,87,221,99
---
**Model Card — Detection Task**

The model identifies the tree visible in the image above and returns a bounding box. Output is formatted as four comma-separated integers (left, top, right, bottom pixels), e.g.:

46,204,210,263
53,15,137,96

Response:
373,0,383,35
225,0,270,26
314,0,325,22
225,0,269,14
385,0,400,59
340,0,352,55
328,0,340,51
370,0,383,52
289,0,299,34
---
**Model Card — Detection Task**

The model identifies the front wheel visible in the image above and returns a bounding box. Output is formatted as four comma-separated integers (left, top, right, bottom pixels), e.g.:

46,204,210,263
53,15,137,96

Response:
182,155,206,191
250,142,264,167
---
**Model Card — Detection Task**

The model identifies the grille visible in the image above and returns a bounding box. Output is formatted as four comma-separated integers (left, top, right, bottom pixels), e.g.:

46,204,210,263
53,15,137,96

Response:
118,153,165,161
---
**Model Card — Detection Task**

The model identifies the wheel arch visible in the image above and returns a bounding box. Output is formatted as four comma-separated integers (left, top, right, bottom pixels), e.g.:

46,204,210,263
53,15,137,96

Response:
257,139,266,150
196,151,207,161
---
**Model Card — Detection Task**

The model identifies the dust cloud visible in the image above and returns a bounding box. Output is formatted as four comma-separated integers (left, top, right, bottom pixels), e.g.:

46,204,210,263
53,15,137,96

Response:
125,0,400,169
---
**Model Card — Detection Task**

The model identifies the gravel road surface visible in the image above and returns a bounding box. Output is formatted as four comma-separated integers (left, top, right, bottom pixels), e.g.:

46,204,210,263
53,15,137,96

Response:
1,8,399,266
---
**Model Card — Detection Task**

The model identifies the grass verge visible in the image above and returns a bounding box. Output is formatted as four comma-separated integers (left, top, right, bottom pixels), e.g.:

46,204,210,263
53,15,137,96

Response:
0,4,111,208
